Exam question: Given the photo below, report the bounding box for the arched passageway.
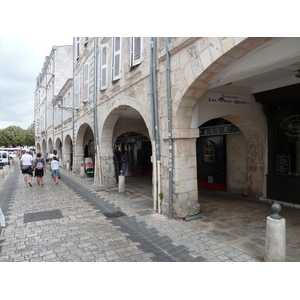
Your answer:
[74,123,94,175]
[100,106,153,206]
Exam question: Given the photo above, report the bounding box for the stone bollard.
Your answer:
[80,165,85,178]
[66,162,70,172]
[264,203,286,262]
[0,168,3,179]
[3,165,8,176]
[118,170,125,194]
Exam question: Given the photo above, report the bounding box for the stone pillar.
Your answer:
[264,203,286,262]
[171,136,200,218]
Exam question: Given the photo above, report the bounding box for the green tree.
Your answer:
[22,123,35,146]
[0,124,35,147]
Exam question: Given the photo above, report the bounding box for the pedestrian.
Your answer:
[48,150,53,168]
[34,153,46,187]
[51,156,60,184]
[121,151,132,176]
[20,149,34,187]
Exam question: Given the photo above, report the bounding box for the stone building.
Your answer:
[35,45,73,162]
[35,37,300,218]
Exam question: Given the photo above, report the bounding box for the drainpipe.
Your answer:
[72,38,75,173]
[166,37,173,219]
[93,37,102,185]
[150,37,161,213]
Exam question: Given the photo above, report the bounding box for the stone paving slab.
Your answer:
[1,162,299,262]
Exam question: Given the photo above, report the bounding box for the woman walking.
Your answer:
[51,156,60,184]
[34,153,46,187]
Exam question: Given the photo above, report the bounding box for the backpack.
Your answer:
[36,159,44,170]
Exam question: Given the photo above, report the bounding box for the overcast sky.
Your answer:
[0,37,73,130]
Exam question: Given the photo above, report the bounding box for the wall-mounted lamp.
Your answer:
[58,104,76,111]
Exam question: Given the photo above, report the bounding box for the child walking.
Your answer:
[50,156,60,184]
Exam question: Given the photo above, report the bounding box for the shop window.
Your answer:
[275,103,300,177]
[204,141,215,162]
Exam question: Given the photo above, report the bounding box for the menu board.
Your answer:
[276,154,290,175]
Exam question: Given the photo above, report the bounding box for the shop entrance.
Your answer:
[197,118,241,191]
[114,132,152,181]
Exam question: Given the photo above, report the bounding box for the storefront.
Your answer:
[255,83,300,204]
[197,118,242,192]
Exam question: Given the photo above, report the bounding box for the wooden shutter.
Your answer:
[83,63,89,102]
[100,44,108,90]
[131,37,142,66]
[112,37,121,80]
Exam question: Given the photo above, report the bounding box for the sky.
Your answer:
[0,2,294,131]
[0,37,73,130]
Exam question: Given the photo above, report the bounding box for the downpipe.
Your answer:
[166,37,173,219]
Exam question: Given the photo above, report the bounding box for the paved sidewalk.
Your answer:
[0,162,299,262]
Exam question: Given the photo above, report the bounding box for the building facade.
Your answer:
[35,37,300,218]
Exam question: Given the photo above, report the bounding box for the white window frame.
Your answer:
[76,37,80,59]
[74,75,80,109]
[100,43,108,90]
[112,37,122,80]
[130,37,143,67]
[83,63,89,102]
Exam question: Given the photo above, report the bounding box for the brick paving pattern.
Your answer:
[0,160,299,262]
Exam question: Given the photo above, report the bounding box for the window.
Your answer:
[74,75,80,109]
[275,104,300,176]
[112,37,121,80]
[204,141,215,162]
[83,63,89,102]
[100,44,108,90]
[131,37,142,67]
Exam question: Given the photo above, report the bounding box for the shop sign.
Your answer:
[207,92,251,106]
[280,115,300,138]
[200,124,241,136]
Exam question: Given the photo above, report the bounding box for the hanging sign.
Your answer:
[207,92,251,106]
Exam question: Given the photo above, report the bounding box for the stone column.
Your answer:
[171,134,200,218]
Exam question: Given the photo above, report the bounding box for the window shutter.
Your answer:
[83,63,89,102]
[74,75,80,108]
[100,44,108,90]
[76,37,80,58]
[131,37,142,66]
[112,37,121,80]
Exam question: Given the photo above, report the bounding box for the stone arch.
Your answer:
[36,142,42,153]
[172,37,274,133]
[99,105,151,185]
[54,137,62,165]
[63,134,73,170]
[41,139,47,155]
[48,138,53,152]
[74,123,94,173]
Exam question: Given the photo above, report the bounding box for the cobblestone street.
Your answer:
[1,160,300,263]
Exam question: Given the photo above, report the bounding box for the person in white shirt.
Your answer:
[20,149,34,187]
[50,156,60,184]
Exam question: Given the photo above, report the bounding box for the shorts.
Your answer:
[52,169,60,177]
[22,165,33,177]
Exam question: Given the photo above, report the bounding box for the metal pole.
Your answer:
[166,37,173,219]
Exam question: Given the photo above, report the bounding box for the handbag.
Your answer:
[21,165,30,170]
